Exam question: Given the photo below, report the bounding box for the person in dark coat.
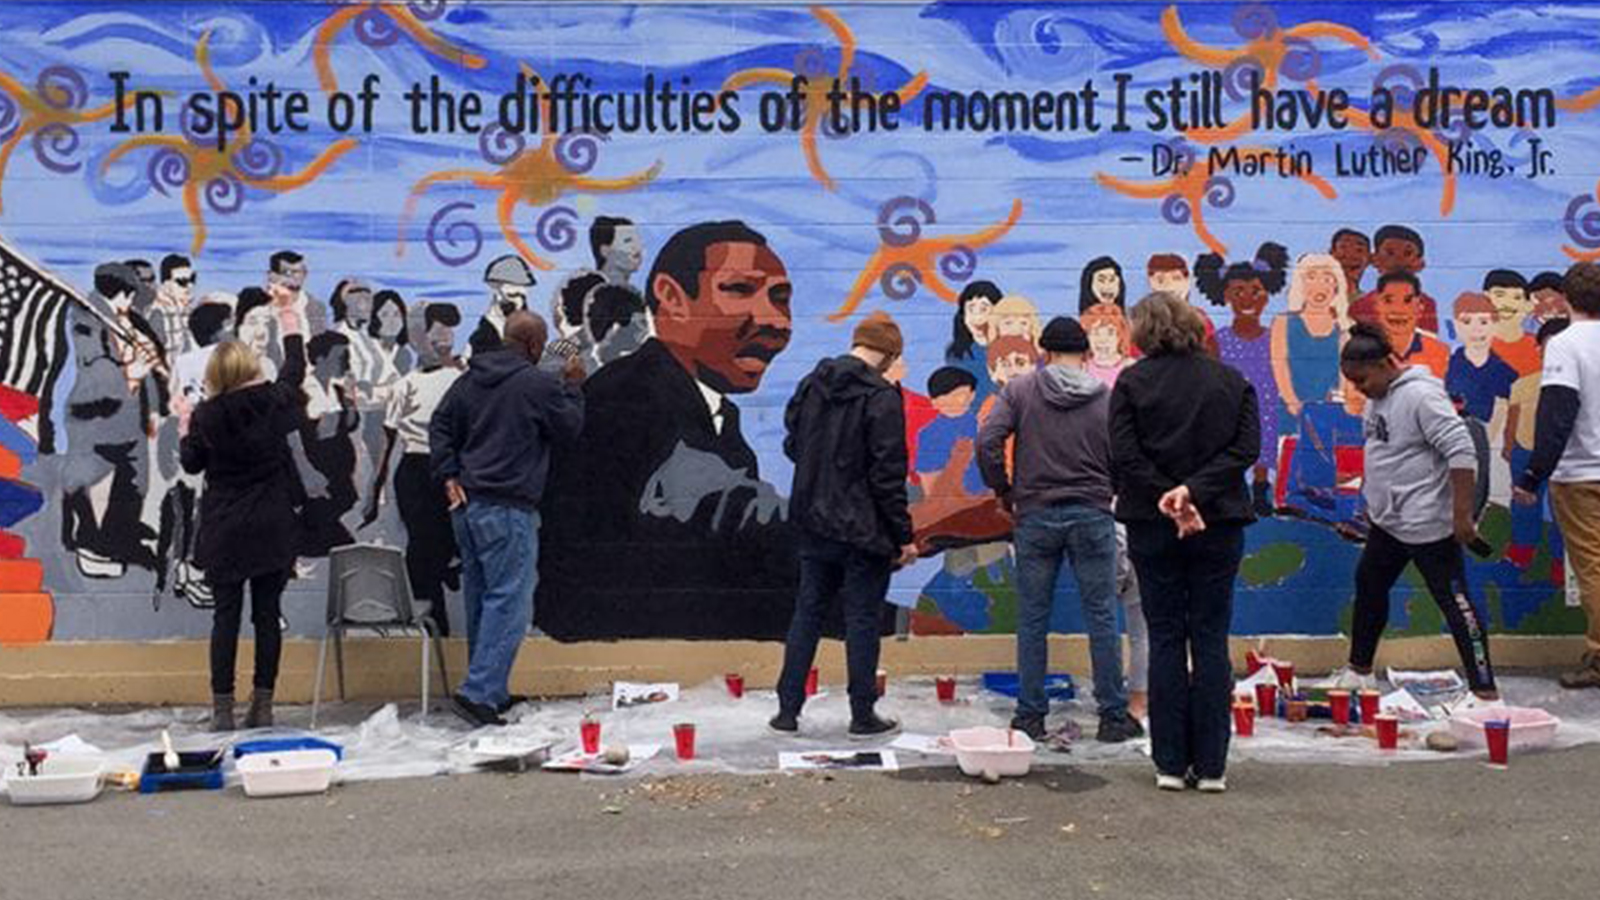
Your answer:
[770,312,915,738]
[178,303,307,732]
[1110,292,1259,794]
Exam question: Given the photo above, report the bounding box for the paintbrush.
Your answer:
[160,729,180,772]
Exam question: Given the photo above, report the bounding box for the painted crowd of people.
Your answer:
[85,213,1600,790]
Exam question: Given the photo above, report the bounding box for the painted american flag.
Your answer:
[0,235,76,453]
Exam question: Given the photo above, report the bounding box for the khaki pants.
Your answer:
[1551,482,1600,653]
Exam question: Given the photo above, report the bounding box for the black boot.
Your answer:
[210,694,235,732]
[243,690,274,729]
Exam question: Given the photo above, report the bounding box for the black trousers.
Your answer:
[776,532,892,721]
[1351,525,1496,692]
[395,453,457,636]
[210,569,290,696]
[1125,519,1245,781]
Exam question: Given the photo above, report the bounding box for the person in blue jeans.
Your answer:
[430,311,584,727]
[1111,293,1259,793]
[771,312,916,739]
[977,316,1142,744]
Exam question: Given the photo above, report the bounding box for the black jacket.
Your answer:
[1110,351,1260,526]
[785,355,912,558]
[180,335,307,584]
[429,348,583,509]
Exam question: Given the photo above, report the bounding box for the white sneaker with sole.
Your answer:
[1196,777,1227,793]
[1316,666,1378,693]
[1155,773,1186,791]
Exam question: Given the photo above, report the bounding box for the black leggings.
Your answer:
[210,570,290,696]
[1351,526,1495,692]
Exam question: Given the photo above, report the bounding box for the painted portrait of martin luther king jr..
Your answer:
[538,220,805,640]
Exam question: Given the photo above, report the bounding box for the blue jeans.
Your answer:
[1510,445,1565,558]
[1013,504,1125,719]
[1125,519,1244,781]
[776,532,892,721]
[451,502,538,710]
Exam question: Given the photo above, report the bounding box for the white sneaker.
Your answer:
[1196,777,1227,793]
[1317,666,1378,692]
[1155,773,1186,792]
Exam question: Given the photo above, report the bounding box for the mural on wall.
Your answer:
[0,1,1593,646]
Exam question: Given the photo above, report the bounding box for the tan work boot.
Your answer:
[242,690,274,728]
[210,694,235,732]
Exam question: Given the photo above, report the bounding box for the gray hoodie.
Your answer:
[1361,366,1476,544]
[977,365,1112,515]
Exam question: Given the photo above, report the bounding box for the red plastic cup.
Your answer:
[1232,703,1256,737]
[1375,713,1399,750]
[1328,690,1351,726]
[875,668,888,697]
[805,667,819,696]
[724,673,744,699]
[1484,719,1510,765]
[1272,661,1296,691]
[935,675,956,702]
[673,723,697,761]
[1358,690,1381,724]
[1245,650,1266,676]
[580,718,601,755]
[1254,681,1278,718]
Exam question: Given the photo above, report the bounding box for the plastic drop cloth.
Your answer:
[4,675,1600,794]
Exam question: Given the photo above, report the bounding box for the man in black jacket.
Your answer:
[430,311,584,726]
[770,312,916,738]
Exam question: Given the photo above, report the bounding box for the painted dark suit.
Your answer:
[537,338,796,639]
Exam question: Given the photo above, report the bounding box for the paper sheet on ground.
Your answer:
[544,742,662,773]
[779,750,899,772]
[612,682,679,710]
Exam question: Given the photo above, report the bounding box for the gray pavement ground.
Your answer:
[4,743,1596,900]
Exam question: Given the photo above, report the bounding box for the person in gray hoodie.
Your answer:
[1329,322,1497,698]
[978,316,1143,743]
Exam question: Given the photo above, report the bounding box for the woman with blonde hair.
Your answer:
[990,295,1042,344]
[180,303,307,731]
[1272,252,1350,420]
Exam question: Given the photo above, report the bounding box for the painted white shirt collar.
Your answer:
[695,379,727,435]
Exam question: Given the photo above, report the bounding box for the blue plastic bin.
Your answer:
[981,671,1076,700]
[140,751,224,793]
[232,737,345,761]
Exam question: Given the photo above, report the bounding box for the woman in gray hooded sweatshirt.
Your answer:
[1328,322,1498,700]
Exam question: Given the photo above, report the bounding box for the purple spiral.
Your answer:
[146,148,190,194]
[1373,64,1424,113]
[478,124,527,166]
[938,245,977,283]
[1223,57,1267,102]
[1160,193,1193,225]
[354,8,402,47]
[32,123,82,173]
[794,48,831,80]
[426,201,484,267]
[1232,4,1279,40]
[36,65,88,111]
[1203,176,1236,209]
[1375,127,1422,156]
[554,131,601,174]
[408,0,448,22]
[1165,138,1197,172]
[1278,37,1321,82]
[535,204,579,252]
[878,262,922,300]
[1564,195,1600,250]
[0,92,20,142]
[233,138,283,180]
[876,195,936,247]
[819,110,851,141]
[204,173,245,214]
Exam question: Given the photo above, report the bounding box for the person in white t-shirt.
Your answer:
[1515,261,1600,689]
[363,302,464,636]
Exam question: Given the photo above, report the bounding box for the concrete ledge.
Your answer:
[0,635,1586,706]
